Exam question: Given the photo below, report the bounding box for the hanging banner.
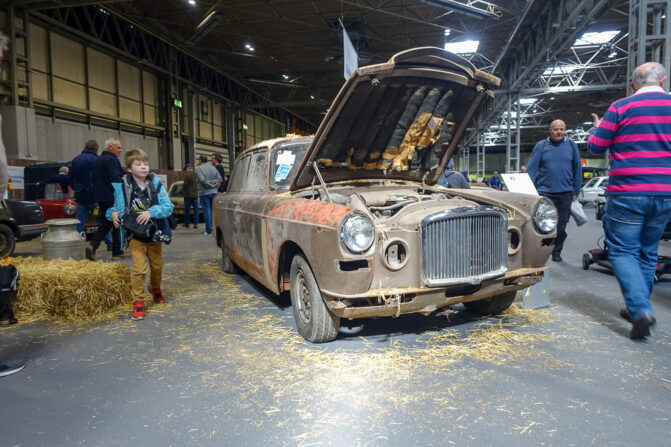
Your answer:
[343,25,358,80]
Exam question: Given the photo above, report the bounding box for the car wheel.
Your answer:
[582,253,591,270]
[220,240,236,274]
[463,290,517,316]
[0,224,16,258]
[290,254,340,343]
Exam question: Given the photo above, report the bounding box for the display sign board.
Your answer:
[501,173,538,195]
[8,166,25,189]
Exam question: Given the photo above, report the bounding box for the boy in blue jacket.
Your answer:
[107,149,174,320]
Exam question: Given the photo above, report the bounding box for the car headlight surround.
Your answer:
[532,198,558,234]
[338,212,375,254]
[64,204,76,216]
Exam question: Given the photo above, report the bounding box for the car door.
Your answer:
[236,149,269,282]
[219,153,251,262]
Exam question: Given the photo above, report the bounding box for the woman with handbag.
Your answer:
[108,149,174,320]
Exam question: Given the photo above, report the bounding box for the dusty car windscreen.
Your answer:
[269,143,310,190]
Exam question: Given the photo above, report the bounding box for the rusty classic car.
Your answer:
[213,47,558,342]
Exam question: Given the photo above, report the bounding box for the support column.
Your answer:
[225,103,237,172]
[476,118,485,180]
[187,88,197,163]
[629,0,671,93]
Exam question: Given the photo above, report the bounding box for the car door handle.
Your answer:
[232,201,239,206]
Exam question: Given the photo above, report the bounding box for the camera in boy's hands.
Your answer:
[121,209,156,241]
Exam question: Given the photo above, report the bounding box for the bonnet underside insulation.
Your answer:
[315,77,478,175]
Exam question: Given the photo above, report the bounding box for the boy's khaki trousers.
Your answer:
[129,238,164,302]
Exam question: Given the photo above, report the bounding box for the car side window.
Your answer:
[170,183,183,197]
[228,154,251,192]
[244,151,268,192]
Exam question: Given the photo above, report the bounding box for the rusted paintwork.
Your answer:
[213,47,557,339]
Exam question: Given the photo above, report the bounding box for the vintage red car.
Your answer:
[36,182,98,237]
[213,47,558,342]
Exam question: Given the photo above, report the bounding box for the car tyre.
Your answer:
[582,253,591,270]
[221,240,236,274]
[0,224,16,258]
[290,254,340,343]
[463,290,517,316]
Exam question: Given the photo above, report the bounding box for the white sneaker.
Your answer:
[201,231,212,236]
[0,360,25,377]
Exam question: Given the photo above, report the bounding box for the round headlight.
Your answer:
[64,204,76,216]
[533,199,558,233]
[339,212,375,254]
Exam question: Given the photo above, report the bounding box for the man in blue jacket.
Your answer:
[69,140,99,233]
[87,138,124,259]
[527,119,582,262]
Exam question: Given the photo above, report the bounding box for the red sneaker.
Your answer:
[132,302,145,320]
[149,287,165,303]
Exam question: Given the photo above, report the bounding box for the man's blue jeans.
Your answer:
[603,195,671,320]
[75,201,93,233]
[184,197,199,226]
[199,193,216,234]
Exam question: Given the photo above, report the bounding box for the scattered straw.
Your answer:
[10,257,133,324]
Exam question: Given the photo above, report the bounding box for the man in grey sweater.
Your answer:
[195,154,222,235]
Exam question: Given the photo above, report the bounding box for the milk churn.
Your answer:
[41,218,86,260]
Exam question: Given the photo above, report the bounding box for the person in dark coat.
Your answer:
[69,140,99,233]
[44,166,70,196]
[211,153,228,192]
[182,164,199,228]
[86,137,124,259]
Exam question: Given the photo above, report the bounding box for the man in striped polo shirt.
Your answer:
[588,62,671,339]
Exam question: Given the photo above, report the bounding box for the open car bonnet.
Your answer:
[290,47,500,190]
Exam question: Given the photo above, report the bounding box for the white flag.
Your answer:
[343,26,358,80]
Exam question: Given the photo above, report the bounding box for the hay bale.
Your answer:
[10,257,133,324]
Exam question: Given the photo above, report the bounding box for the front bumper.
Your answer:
[323,267,546,319]
[17,223,49,241]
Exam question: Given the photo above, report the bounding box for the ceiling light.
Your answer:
[421,0,500,20]
[543,65,578,75]
[188,0,196,5]
[444,28,451,36]
[517,98,537,105]
[184,10,224,44]
[608,50,617,58]
[444,39,479,54]
[573,30,619,47]
[310,95,315,99]
[282,74,290,80]
[245,43,255,52]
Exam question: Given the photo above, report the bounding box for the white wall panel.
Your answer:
[34,115,159,166]
[51,33,85,84]
[29,24,48,72]
[87,48,116,92]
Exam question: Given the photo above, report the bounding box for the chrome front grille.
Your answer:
[421,206,508,286]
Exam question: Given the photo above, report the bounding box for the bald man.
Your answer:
[527,119,582,263]
[588,62,671,339]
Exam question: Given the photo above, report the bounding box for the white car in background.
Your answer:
[579,176,608,206]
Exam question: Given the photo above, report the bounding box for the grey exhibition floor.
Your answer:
[1,209,670,447]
